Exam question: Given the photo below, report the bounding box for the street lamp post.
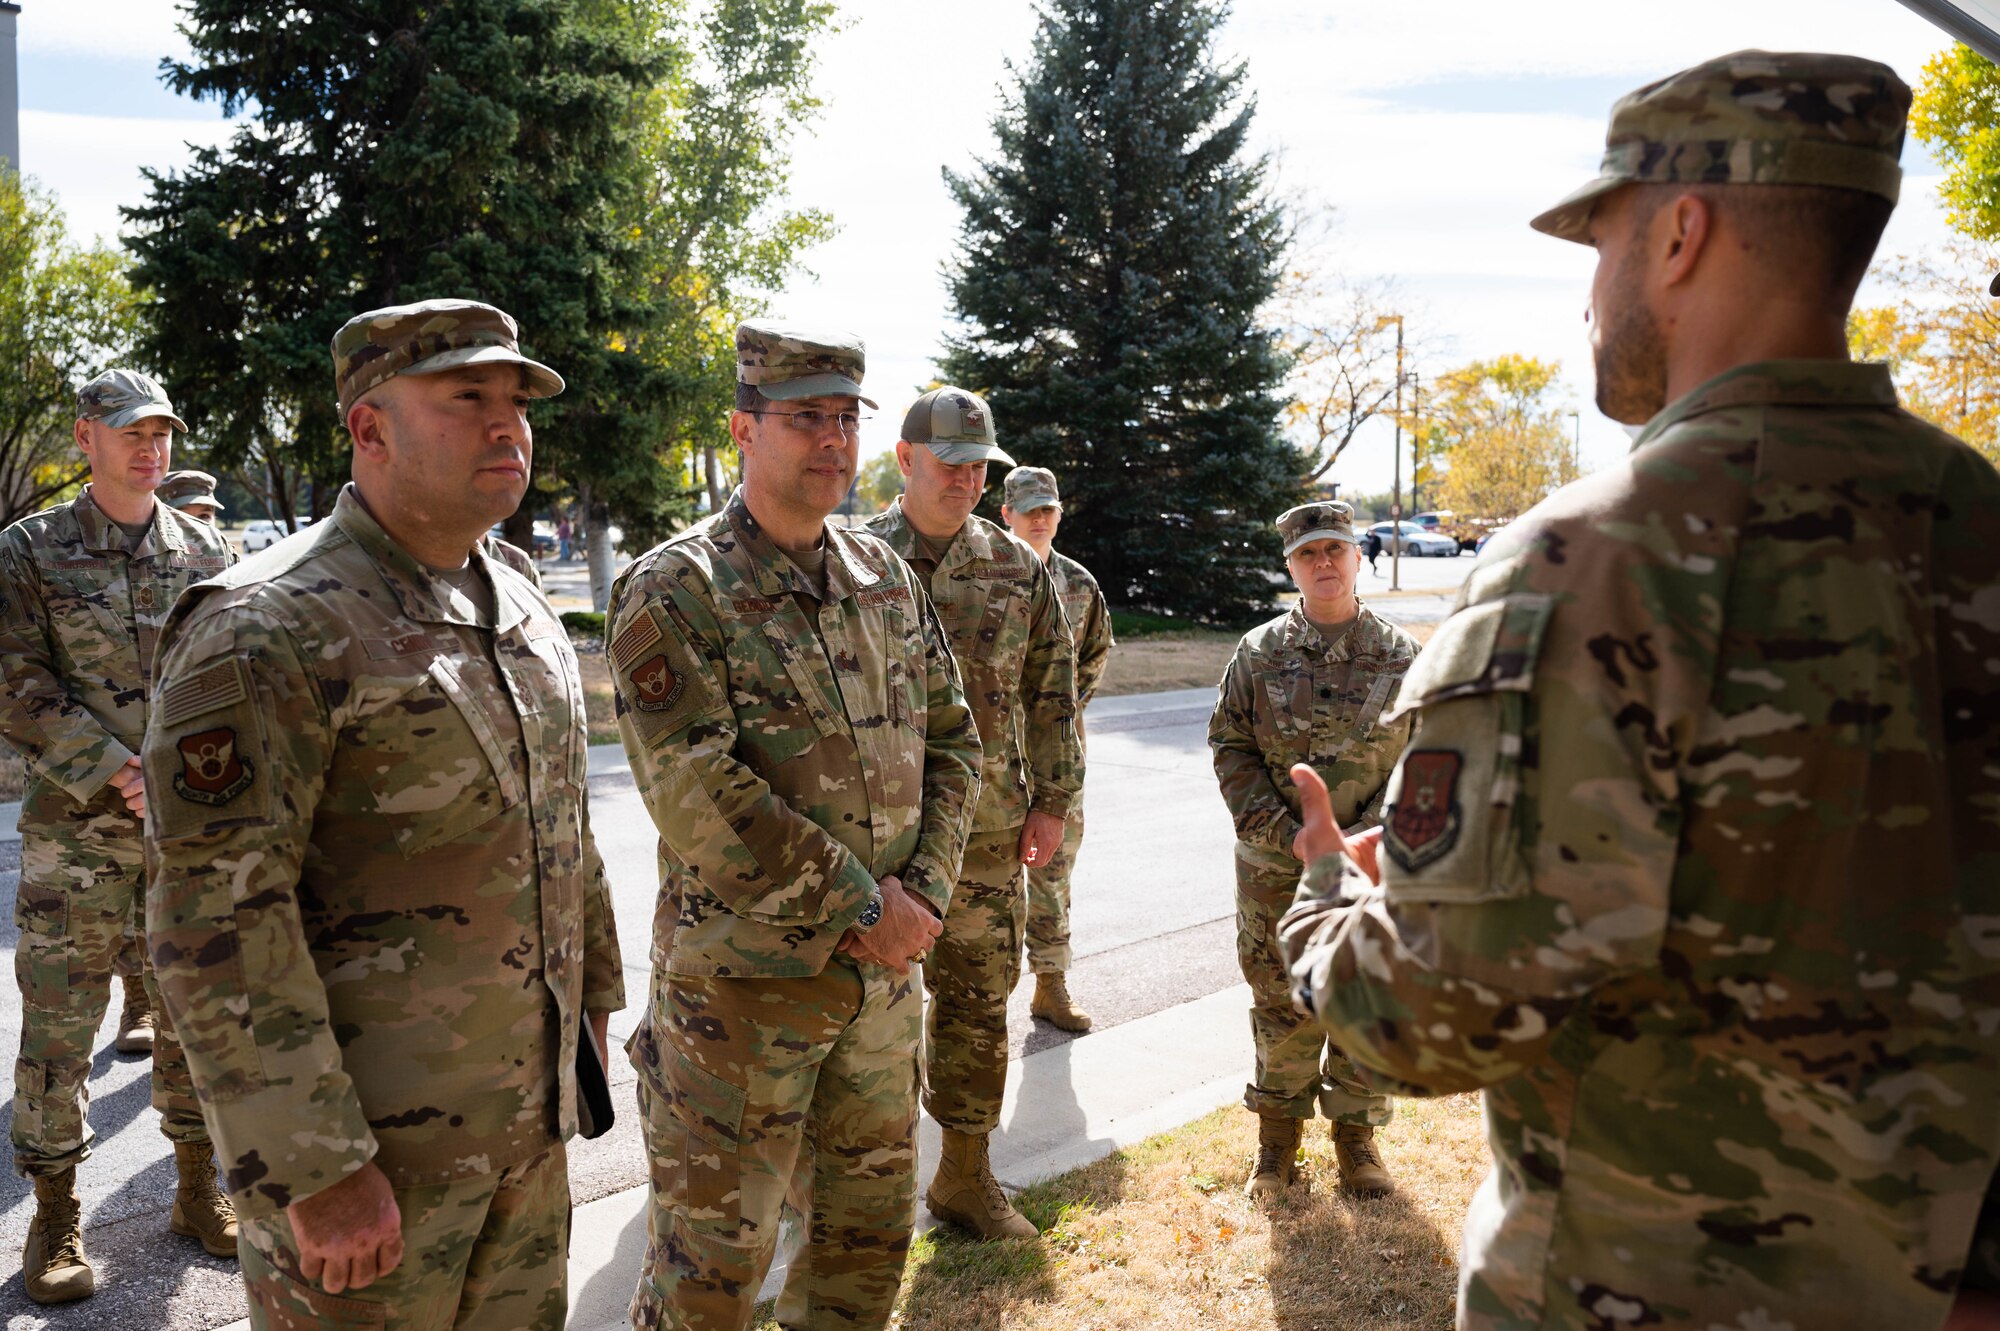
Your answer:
[1410,373,1422,515]
[1376,313,1406,591]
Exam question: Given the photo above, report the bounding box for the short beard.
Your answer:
[1592,245,1669,426]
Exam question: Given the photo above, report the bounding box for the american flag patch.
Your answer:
[160,657,248,726]
[610,611,664,670]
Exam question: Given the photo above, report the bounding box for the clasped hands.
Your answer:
[835,875,941,974]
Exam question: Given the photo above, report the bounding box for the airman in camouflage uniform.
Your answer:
[157,469,225,525]
[143,299,624,1330]
[611,322,981,1329]
[864,389,1083,1241]
[999,465,1113,1032]
[0,368,238,1303]
[1279,54,2000,1331]
[1208,500,1417,1205]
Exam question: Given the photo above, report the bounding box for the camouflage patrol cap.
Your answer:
[1276,501,1358,555]
[76,368,188,432]
[902,387,1015,467]
[332,298,564,418]
[1531,51,1910,244]
[1003,465,1061,513]
[157,469,225,514]
[735,320,878,408]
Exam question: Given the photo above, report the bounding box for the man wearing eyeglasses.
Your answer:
[608,322,981,1329]
[863,388,1082,1242]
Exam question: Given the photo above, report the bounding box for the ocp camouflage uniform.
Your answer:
[1023,549,1112,975]
[861,497,1082,1133]
[143,484,624,1329]
[0,486,233,1176]
[1209,602,1417,1124]
[610,485,981,1329]
[1280,53,2000,1331]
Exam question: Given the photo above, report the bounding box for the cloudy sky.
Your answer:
[12,0,1961,493]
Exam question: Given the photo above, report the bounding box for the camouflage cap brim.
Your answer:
[1529,176,1628,245]
[96,405,190,432]
[759,370,878,410]
[166,493,225,513]
[402,344,566,398]
[927,440,1016,467]
[1284,526,1360,556]
[1006,492,1059,513]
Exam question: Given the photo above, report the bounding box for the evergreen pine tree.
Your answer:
[940,0,1301,624]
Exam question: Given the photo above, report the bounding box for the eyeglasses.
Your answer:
[751,409,871,437]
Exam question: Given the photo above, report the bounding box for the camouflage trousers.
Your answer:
[924,828,1027,1134]
[630,957,922,1331]
[237,1141,569,1330]
[1023,809,1083,974]
[1234,856,1390,1125]
[11,808,207,1177]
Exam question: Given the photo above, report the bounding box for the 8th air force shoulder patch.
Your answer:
[1384,750,1461,871]
[174,727,254,806]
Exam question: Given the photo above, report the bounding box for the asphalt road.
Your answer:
[0,583,1464,1330]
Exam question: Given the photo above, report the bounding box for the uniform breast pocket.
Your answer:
[729,619,840,774]
[41,572,127,669]
[879,604,929,736]
[353,657,523,858]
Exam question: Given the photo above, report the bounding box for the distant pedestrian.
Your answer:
[556,514,573,560]
[1361,527,1381,573]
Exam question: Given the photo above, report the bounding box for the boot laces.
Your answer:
[1340,1129,1383,1170]
[1253,1137,1291,1176]
[38,1192,84,1265]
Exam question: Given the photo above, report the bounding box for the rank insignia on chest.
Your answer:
[174,727,255,806]
[1385,749,1462,872]
[631,654,685,711]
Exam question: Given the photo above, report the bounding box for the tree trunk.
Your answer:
[581,482,615,612]
[501,504,535,555]
[703,442,723,512]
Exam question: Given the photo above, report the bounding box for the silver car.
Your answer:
[1365,521,1459,557]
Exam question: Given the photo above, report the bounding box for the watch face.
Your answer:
[858,896,884,929]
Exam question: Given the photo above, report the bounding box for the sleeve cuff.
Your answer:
[205,1077,378,1218]
[56,741,135,805]
[818,854,884,934]
[1029,791,1079,822]
[900,854,953,917]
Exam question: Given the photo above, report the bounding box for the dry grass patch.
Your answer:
[0,747,20,803]
[574,646,623,748]
[1097,631,1240,697]
[753,1095,1485,1331]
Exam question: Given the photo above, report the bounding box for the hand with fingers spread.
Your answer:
[289,1162,404,1295]
[1290,763,1382,886]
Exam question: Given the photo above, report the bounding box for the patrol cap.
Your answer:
[1531,51,1910,244]
[901,387,1015,467]
[1003,465,1061,513]
[1276,501,1359,555]
[75,368,188,432]
[157,469,225,514]
[735,320,877,408]
[332,298,565,418]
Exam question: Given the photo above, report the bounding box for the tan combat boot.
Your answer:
[170,1141,239,1257]
[1029,972,1092,1032]
[22,1168,94,1304]
[927,1128,1037,1240]
[1244,1113,1301,1207]
[1333,1121,1393,1196]
[114,977,156,1056]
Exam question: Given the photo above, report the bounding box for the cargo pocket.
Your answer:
[12,882,70,1003]
[1379,594,1555,904]
[241,1236,387,1329]
[638,1026,748,1243]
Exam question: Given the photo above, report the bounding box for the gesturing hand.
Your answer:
[288,1161,404,1295]
[1290,763,1383,886]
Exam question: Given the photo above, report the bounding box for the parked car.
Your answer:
[240,517,311,552]
[1365,520,1459,557]
[487,523,559,559]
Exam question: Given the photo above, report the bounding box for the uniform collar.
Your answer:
[1633,359,1899,451]
[333,484,525,632]
[725,487,886,604]
[877,495,1008,570]
[73,486,182,559]
[1282,600,1371,661]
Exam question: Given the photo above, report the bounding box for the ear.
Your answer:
[73,419,92,455]
[346,399,391,463]
[728,409,756,452]
[1657,192,1713,289]
[894,441,915,478]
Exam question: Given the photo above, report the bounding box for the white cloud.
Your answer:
[20,108,233,246]
[14,0,193,62]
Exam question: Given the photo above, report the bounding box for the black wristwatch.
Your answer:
[853,892,884,933]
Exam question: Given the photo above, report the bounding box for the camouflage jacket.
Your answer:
[863,499,1082,833]
[1278,362,2000,1330]
[1209,602,1418,875]
[1048,548,1114,706]
[142,485,624,1216]
[607,489,981,979]
[0,487,234,830]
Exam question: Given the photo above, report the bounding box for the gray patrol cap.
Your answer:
[902,387,1015,466]
[1276,501,1359,555]
[1003,466,1060,513]
[76,368,189,432]
[736,320,878,408]
[158,470,225,514]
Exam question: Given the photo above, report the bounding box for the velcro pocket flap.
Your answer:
[1387,594,1555,721]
